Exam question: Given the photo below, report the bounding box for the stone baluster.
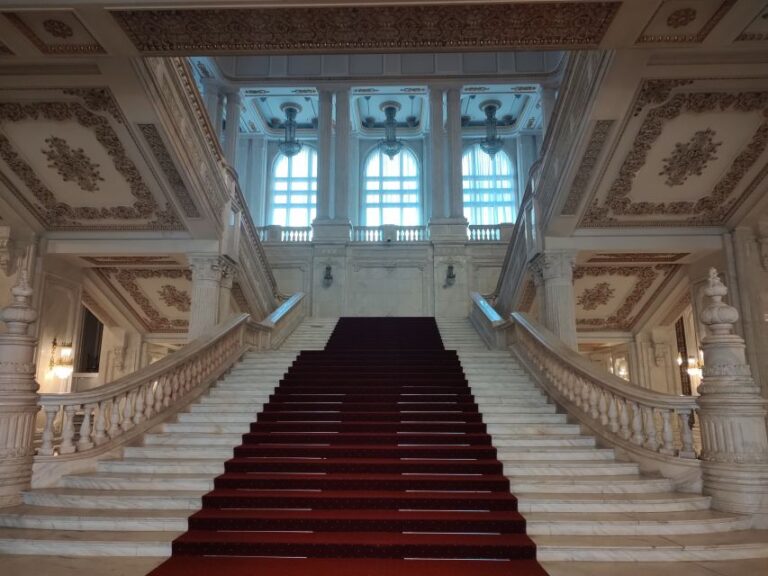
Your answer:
[120,392,133,432]
[154,376,165,413]
[133,387,144,425]
[144,383,155,420]
[59,405,76,454]
[619,400,631,440]
[77,404,94,451]
[0,267,41,506]
[598,391,609,427]
[696,268,768,517]
[38,406,58,456]
[643,406,658,451]
[163,377,172,408]
[660,410,675,455]
[588,385,599,420]
[678,410,696,458]
[629,401,644,446]
[107,398,120,438]
[93,401,107,446]
[608,394,620,434]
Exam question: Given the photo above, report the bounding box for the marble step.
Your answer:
[176,412,256,423]
[482,413,567,424]
[525,510,752,535]
[496,447,615,461]
[473,404,557,414]
[533,530,768,561]
[201,392,272,401]
[189,403,266,413]
[490,434,595,447]
[517,493,711,513]
[62,472,215,491]
[98,458,223,475]
[143,432,243,446]
[474,394,549,403]
[488,423,581,435]
[162,422,249,433]
[501,461,639,477]
[23,488,203,510]
[508,475,673,494]
[0,527,175,556]
[0,505,189,532]
[126,444,236,458]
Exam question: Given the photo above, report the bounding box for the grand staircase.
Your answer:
[437,317,768,562]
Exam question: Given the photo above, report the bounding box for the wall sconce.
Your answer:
[322,265,333,287]
[686,349,704,379]
[444,264,456,288]
[50,337,74,380]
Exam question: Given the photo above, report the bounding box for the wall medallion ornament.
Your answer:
[577,281,615,311]
[42,19,74,39]
[666,8,697,29]
[659,128,722,187]
[158,284,191,312]
[111,2,620,54]
[42,136,104,192]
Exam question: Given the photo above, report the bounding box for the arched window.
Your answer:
[462,144,516,225]
[270,147,317,227]
[362,148,421,226]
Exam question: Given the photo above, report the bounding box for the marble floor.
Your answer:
[2,556,767,576]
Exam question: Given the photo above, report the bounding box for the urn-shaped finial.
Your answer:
[700,268,739,336]
[0,270,38,335]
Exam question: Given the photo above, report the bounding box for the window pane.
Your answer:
[402,207,419,226]
[382,207,400,225]
[270,148,318,226]
[366,208,380,227]
[361,148,421,226]
[461,144,516,226]
[289,208,308,227]
[273,208,286,226]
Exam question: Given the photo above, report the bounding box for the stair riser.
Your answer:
[527,517,751,536]
[518,500,711,513]
[0,539,172,557]
[98,460,224,474]
[509,480,673,494]
[496,450,614,461]
[535,545,768,562]
[22,493,202,510]
[62,476,215,491]
[0,515,188,532]
[502,464,639,476]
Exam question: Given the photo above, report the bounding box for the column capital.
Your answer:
[529,251,576,285]
[188,253,225,283]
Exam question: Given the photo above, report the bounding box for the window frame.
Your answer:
[360,145,422,227]
[461,143,517,226]
[268,145,319,228]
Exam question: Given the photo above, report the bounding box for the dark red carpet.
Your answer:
[148,317,548,576]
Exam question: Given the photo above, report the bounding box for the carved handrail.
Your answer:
[510,311,699,460]
[246,292,307,350]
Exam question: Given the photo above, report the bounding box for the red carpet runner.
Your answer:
[149,317,548,576]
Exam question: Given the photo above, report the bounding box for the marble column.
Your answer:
[539,86,557,136]
[445,87,465,221]
[223,91,241,168]
[188,254,224,340]
[333,88,351,223]
[315,90,333,222]
[428,87,446,221]
[696,268,768,522]
[218,258,237,322]
[0,270,39,507]
[529,251,578,350]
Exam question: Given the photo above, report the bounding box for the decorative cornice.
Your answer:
[111,2,620,54]
[586,252,688,263]
[62,88,124,124]
[582,90,768,228]
[4,13,105,55]
[561,120,614,215]
[0,101,183,231]
[138,124,201,218]
[82,256,180,267]
[637,0,736,44]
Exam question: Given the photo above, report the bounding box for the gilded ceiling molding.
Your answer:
[158,284,191,312]
[637,0,736,44]
[96,268,192,333]
[42,135,104,192]
[576,281,615,311]
[572,264,678,330]
[659,128,722,187]
[4,13,105,55]
[632,79,694,116]
[62,88,125,124]
[582,90,768,228]
[586,252,688,263]
[0,101,182,231]
[138,124,201,218]
[111,2,620,54]
[561,120,614,215]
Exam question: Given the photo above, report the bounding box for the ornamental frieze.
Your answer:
[0,101,183,231]
[42,135,104,192]
[158,284,191,313]
[111,2,620,54]
[576,281,615,311]
[659,128,722,187]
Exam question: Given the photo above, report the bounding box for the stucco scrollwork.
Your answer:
[62,88,125,125]
[561,120,614,215]
[667,8,697,29]
[42,19,74,39]
[42,136,104,192]
[659,128,722,186]
[158,284,191,312]
[576,281,615,311]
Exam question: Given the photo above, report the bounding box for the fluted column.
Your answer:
[0,269,39,507]
[445,87,465,221]
[223,91,241,167]
[696,268,768,518]
[529,251,578,350]
[428,87,446,220]
[315,90,333,222]
[333,88,351,222]
[188,254,223,340]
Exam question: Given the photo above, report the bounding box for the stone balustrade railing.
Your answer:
[468,224,502,242]
[256,225,312,243]
[34,293,305,467]
[352,225,428,242]
[511,312,700,462]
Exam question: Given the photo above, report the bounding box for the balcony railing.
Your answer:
[468,224,501,242]
[257,225,312,243]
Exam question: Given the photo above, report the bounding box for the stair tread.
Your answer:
[0,527,180,541]
[533,530,768,548]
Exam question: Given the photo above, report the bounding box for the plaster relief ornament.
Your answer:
[659,129,722,186]
[577,281,615,311]
[666,8,697,29]
[42,19,74,39]
[158,284,191,312]
[42,136,104,192]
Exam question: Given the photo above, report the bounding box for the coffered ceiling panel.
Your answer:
[573,263,679,331]
[0,88,184,231]
[580,78,768,229]
[4,10,105,54]
[94,267,191,333]
[636,0,736,44]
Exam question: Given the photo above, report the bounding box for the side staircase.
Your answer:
[0,318,338,555]
[436,317,768,561]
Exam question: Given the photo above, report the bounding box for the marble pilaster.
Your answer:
[428,87,446,221]
[445,87,465,221]
[529,251,578,350]
[314,90,333,223]
[188,254,224,340]
[333,88,351,223]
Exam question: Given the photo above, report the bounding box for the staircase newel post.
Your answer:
[696,268,768,523]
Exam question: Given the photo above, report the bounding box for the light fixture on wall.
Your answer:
[278,103,302,158]
[444,264,456,288]
[379,101,403,159]
[50,337,74,380]
[479,100,504,157]
[322,265,333,287]
[686,349,704,379]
